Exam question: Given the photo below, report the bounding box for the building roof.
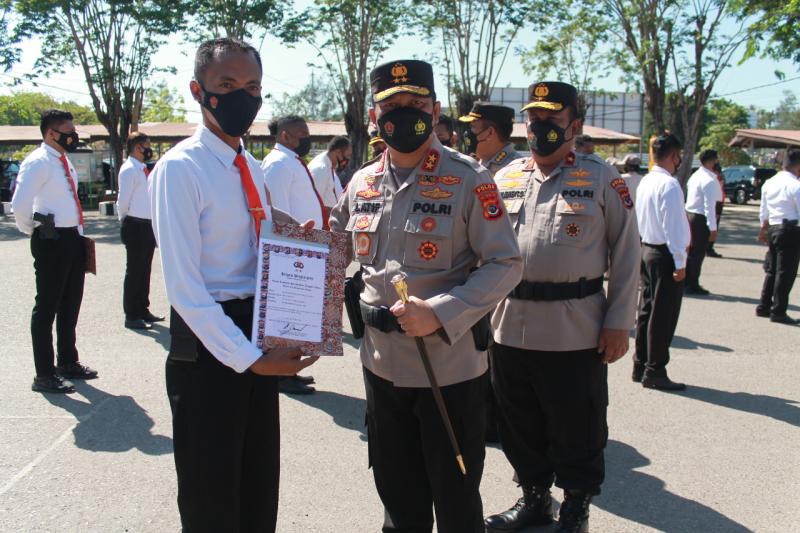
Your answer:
[728,129,800,149]
[0,120,640,146]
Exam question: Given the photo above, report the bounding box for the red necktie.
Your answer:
[59,154,83,227]
[144,165,150,178]
[297,156,329,230]
[233,153,266,240]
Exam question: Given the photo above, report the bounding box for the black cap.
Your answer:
[370,60,435,103]
[458,102,516,125]
[521,81,578,112]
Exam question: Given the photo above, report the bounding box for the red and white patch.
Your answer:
[354,215,371,230]
[418,240,439,260]
[566,223,581,237]
[421,149,440,172]
[384,122,395,136]
[610,178,634,209]
[474,183,504,220]
[420,217,437,232]
[355,233,371,256]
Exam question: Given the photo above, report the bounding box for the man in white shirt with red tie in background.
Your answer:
[11,109,99,394]
[684,149,723,296]
[634,133,692,391]
[149,37,318,533]
[261,114,324,395]
[307,134,350,211]
[117,131,164,330]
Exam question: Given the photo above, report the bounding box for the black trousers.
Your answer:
[121,217,156,319]
[758,225,800,317]
[635,244,684,378]
[364,367,488,533]
[166,303,280,533]
[30,227,85,377]
[686,212,710,289]
[491,344,607,494]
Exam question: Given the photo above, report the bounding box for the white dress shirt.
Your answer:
[117,156,151,220]
[307,151,343,207]
[636,165,692,269]
[685,165,722,230]
[261,143,323,227]
[11,143,81,235]
[149,125,267,373]
[621,171,643,207]
[759,170,800,225]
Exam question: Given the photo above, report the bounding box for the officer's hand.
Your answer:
[598,328,629,364]
[758,228,768,244]
[301,219,315,231]
[391,296,443,337]
[250,347,319,376]
[673,268,686,282]
[710,230,718,242]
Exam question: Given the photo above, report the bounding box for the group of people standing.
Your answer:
[8,34,800,533]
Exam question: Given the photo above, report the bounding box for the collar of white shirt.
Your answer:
[127,156,146,170]
[698,166,716,180]
[42,142,62,159]
[197,125,244,168]
[274,142,299,160]
[650,165,673,177]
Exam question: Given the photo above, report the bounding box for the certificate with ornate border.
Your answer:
[251,221,348,357]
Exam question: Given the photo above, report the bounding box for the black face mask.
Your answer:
[142,147,154,161]
[55,130,80,153]
[528,119,574,157]
[464,128,488,154]
[292,136,312,158]
[377,107,433,154]
[200,85,262,138]
[438,136,452,148]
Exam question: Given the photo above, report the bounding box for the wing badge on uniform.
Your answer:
[356,187,382,200]
[439,175,462,186]
[420,187,453,199]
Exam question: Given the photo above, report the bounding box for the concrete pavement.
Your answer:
[0,203,797,532]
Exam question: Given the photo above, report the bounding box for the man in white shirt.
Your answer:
[307,135,350,208]
[620,154,644,209]
[261,115,325,229]
[149,37,318,532]
[684,149,723,295]
[117,131,163,330]
[11,109,99,394]
[756,149,800,324]
[634,133,691,391]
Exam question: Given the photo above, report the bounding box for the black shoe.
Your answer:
[293,374,315,385]
[642,375,686,391]
[484,485,554,531]
[632,364,644,383]
[125,318,152,330]
[755,307,770,318]
[57,362,98,380]
[556,490,592,533]
[32,374,75,393]
[278,376,316,395]
[706,249,722,258]
[142,311,165,323]
[685,286,710,296]
[770,315,799,325]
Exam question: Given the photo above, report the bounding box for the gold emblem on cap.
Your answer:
[533,84,549,98]
[547,130,558,142]
[415,119,426,134]
[391,63,409,84]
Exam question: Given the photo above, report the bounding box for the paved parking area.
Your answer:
[0,204,797,532]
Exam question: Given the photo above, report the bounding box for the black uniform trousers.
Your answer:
[758,224,800,317]
[166,300,280,533]
[686,212,710,289]
[30,227,85,377]
[491,344,608,495]
[364,367,488,533]
[635,244,684,378]
[121,216,156,319]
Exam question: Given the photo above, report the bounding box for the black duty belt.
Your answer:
[510,276,603,301]
[124,215,152,224]
[359,300,403,333]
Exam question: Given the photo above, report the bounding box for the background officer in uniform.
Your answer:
[484,82,640,533]
[330,59,522,533]
[458,102,522,176]
[434,113,457,148]
[12,109,99,393]
[684,149,722,296]
[117,131,164,330]
[756,148,800,324]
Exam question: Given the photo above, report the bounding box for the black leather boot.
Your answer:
[556,489,592,532]
[484,485,554,531]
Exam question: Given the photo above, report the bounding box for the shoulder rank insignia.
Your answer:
[356,187,382,200]
[421,149,440,173]
[566,178,592,187]
[494,151,508,164]
[420,186,453,199]
[439,175,462,186]
[570,168,591,178]
[609,177,634,209]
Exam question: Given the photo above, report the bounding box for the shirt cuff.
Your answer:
[228,341,263,373]
[426,293,469,346]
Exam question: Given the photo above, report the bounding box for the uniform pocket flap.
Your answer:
[404,214,454,236]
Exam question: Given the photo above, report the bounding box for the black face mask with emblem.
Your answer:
[377,107,433,154]
[528,119,574,157]
[200,84,263,138]
[55,130,80,153]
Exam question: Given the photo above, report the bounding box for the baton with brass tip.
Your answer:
[391,273,467,476]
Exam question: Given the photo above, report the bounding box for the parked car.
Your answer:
[721,165,777,204]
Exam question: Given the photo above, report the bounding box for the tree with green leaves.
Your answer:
[141,81,187,123]
[12,0,184,187]
[0,91,97,125]
[698,98,750,165]
[412,0,529,119]
[182,0,304,44]
[736,0,800,65]
[269,75,343,122]
[0,1,19,70]
[305,0,405,167]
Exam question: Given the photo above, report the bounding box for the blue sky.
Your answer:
[1,12,797,124]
